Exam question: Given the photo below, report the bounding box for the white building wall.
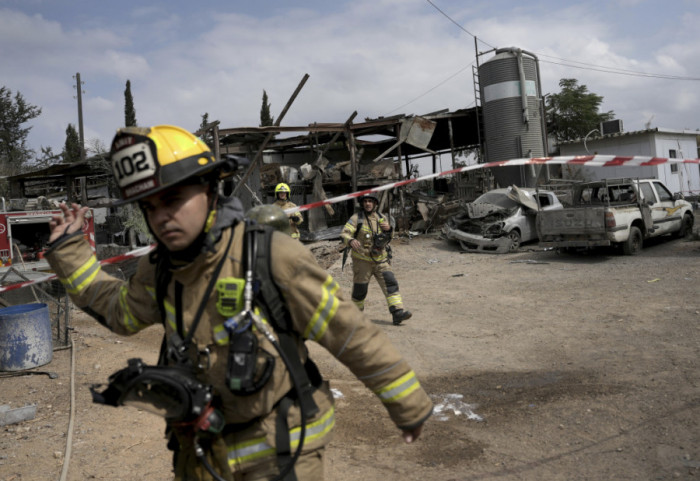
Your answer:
[558,130,700,197]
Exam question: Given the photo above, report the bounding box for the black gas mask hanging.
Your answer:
[90,358,225,434]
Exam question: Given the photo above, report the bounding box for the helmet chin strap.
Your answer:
[203,190,219,234]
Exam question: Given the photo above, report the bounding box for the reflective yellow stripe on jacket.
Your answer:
[59,255,100,294]
[375,370,421,404]
[303,275,340,342]
[227,406,335,466]
[118,286,149,333]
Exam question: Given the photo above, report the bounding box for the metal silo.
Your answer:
[478,47,547,187]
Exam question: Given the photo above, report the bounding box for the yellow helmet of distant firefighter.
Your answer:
[274,183,291,200]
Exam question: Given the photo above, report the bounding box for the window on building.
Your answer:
[669,149,678,173]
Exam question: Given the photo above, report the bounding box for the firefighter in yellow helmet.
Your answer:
[44,125,432,480]
[341,192,412,326]
[273,182,304,240]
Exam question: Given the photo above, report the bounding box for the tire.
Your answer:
[507,230,521,252]
[622,226,643,255]
[673,213,694,239]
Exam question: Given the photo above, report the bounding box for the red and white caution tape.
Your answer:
[0,245,155,294]
[285,155,700,214]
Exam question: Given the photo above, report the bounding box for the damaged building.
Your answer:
[205,107,494,240]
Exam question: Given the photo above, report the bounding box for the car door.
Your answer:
[640,182,680,235]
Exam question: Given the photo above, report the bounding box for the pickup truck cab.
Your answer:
[536,178,694,255]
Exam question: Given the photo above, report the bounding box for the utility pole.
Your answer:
[73,73,87,205]
[73,73,86,162]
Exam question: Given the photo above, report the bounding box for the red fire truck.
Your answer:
[0,209,95,272]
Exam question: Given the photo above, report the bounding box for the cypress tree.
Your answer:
[124,80,137,127]
[260,90,274,127]
[63,123,82,163]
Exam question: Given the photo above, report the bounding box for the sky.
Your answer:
[2,0,700,160]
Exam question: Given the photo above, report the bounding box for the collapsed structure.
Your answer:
[203,107,495,240]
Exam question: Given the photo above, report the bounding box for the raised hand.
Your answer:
[49,202,89,243]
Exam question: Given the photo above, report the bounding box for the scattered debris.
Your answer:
[431,393,483,422]
[0,404,37,427]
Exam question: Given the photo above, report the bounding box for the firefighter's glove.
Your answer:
[47,203,90,251]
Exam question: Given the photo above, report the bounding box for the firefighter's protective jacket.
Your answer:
[273,199,303,239]
[341,211,390,263]
[45,200,432,474]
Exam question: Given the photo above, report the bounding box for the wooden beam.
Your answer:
[232,73,310,196]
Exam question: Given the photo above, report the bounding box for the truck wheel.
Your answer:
[673,213,693,239]
[507,230,521,252]
[623,226,643,255]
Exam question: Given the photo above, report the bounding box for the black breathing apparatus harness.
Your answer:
[90,221,320,481]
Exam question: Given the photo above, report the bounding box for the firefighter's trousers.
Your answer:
[350,257,404,313]
[174,439,324,480]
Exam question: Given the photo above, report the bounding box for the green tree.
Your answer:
[124,80,137,127]
[34,146,62,169]
[63,123,82,163]
[260,90,274,127]
[198,112,215,148]
[546,78,614,143]
[0,87,42,176]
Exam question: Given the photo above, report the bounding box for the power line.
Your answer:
[425,0,495,50]
[385,63,474,115]
[539,55,700,81]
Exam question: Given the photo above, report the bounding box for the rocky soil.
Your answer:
[1,227,699,481]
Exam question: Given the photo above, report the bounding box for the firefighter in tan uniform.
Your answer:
[273,183,303,240]
[341,193,412,326]
[45,125,432,481]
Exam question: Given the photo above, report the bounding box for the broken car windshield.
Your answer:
[474,192,518,209]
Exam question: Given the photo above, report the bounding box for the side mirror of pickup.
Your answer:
[673,192,684,201]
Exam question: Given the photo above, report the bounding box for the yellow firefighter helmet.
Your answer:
[109,125,220,205]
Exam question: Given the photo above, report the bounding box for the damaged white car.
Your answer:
[443,186,562,253]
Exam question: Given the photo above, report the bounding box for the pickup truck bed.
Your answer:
[536,178,694,254]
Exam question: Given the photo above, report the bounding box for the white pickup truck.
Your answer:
[536,178,695,255]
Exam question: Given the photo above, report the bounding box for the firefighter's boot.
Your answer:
[391,309,412,326]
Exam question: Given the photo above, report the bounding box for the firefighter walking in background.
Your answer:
[45,125,431,481]
[273,183,304,240]
[341,193,412,326]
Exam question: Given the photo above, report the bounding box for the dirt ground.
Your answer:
[1,226,699,481]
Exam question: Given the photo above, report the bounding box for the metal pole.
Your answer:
[74,73,86,162]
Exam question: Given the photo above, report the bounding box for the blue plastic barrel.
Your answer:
[0,303,53,371]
